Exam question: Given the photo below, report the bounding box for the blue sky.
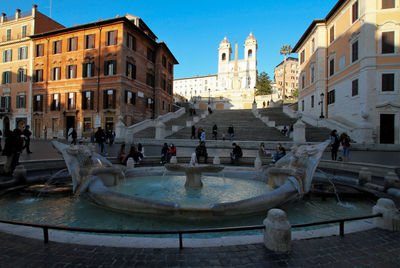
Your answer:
[4,0,337,79]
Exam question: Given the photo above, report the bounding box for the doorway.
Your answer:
[34,119,41,138]
[3,116,10,134]
[380,114,395,144]
[66,116,75,138]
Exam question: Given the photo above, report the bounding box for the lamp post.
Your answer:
[208,88,211,104]
[319,92,325,119]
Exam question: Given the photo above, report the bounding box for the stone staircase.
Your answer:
[166,109,291,141]
[258,107,331,142]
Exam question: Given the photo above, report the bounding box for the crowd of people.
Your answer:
[329,130,351,161]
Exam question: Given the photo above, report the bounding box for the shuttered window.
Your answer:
[382,31,394,54]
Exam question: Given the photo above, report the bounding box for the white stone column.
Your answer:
[293,119,306,144]
[263,209,291,252]
[155,121,166,140]
[372,198,400,231]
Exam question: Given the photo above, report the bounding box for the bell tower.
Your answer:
[218,36,232,74]
[244,32,258,88]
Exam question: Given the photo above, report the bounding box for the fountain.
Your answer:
[164,153,224,188]
[50,140,330,217]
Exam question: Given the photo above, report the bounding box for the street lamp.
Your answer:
[253,87,257,104]
[208,88,211,104]
[319,92,325,119]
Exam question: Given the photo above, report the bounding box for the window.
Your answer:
[329,58,335,76]
[1,96,11,110]
[352,79,359,96]
[21,25,27,38]
[82,91,94,110]
[83,117,92,132]
[85,34,95,49]
[53,40,62,54]
[147,47,155,62]
[104,60,116,75]
[126,62,136,79]
[167,83,172,95]
[301,73,305,89]
[162,55,167,67]
[18,46,28,60]
[50,94,60,111]
[67,92,75,110]
[107,30,118,46]
[6,29,11,41]
[82,62,95,78]
[382,0,395,9]
[17,68,27,83]
[162,100,165,110]
[103,89,116,109]
[16,95,26,108]
[382,73,395,91]
[126,33,136,50]
[125,91,136,105]
[222,53,226,61]
[33,95,43,112]
[1,71,11,84]
[51,67,61,80]
[66,65,77,79]
[161,79,166,91]
[311,95,314,108]
[34,69,43,82]
[311,65,315,83]
[352,40,359,62]
[36,44,44,57]
[68,37,77,51]
[301,100,304,111]
[3,49,12,62]
[168,63,173,74]
[330,26,335,43]
[146,73,155,87]
[338,55,346,71]
[327,90,335,104]
[248,49,253,57]
[382,32,395,54]
[300,50,305,64]
[352,1,359,23]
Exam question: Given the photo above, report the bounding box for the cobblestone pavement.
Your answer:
[0,228,399,267]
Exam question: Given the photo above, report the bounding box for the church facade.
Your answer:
[174,33,258,109]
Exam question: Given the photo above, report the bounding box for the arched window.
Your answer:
[248,49,253,57]
[222,53,226,61]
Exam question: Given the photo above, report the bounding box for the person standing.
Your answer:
[195,141,208,163]
[95,127,107,155]
[22,125,32,154]
[69,128,77,145]
[161,143,169,164]
[191,125,196,139]
[230,143,243,165]
[200,129,206,142]
[197,127,202,141]
[212,124,218,140]
[228,125,234,141]
[340,133,351,162]
[329,130,340,160]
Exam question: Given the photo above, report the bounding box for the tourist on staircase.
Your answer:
[167,144,177,162]
[230,143,242,165]
[340,133,351,162]
[329,130,340,160]
[161,143,169,164]
[196,141,208,164]
[228,125,234,141]
[212,124,218,140]
[272,143,286,163]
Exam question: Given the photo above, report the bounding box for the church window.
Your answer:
[248,49,253,57]
[222,53,226,61]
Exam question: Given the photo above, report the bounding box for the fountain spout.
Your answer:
[189,152,197,167]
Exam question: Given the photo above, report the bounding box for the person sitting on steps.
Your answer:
[230,143,242,165]
[195,141,208,164]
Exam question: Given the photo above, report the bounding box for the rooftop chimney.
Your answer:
[1,13,6,24]
[32,4,38,18]
[16,9,21,20]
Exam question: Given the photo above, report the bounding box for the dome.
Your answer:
[246,32,256,42]
[220,36,231,46]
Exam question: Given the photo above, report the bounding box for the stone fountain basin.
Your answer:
[82,167,301,218]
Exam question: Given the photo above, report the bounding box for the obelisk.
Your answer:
[231,42,241,90]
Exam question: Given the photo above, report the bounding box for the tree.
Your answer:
[280,44,292,101]
[255,72,273,95]
[292,88,298,98]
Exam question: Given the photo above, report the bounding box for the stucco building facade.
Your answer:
[293,0,400,144]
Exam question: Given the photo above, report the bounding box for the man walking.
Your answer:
[23,125,32,154]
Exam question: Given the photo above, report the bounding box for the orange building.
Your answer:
[31,15,178,139]
[0,5,63,133]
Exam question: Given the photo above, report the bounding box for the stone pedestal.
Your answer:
[193,116,200,123]
[293,119,306,144]
[254,156,262,170]
[358,167,372,185]
[170,156,178,164]
[155,121,166,139]
[384,172,400,190]
[115,116,126,141]
[263,209,291,252]
[372,198,400,231]
[126,158,135,169]
[213,156,220,165]
[186,121,193,127]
